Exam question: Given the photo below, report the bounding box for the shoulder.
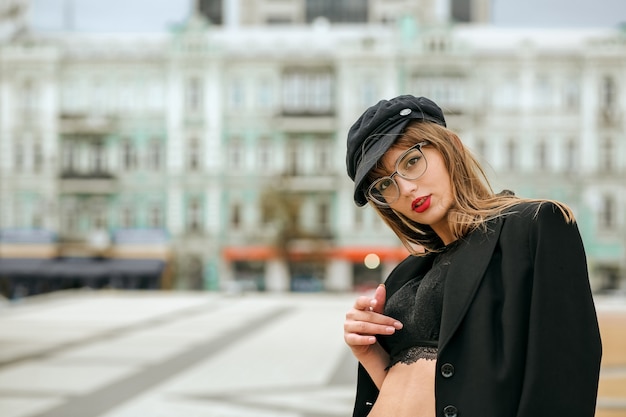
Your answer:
[501,200,573,225]
[498,200,578,252]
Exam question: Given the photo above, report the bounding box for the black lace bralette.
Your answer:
[379,242,459,369]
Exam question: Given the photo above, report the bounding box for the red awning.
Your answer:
[222,245,410,262]
[222,246,277,261]
[331,247,410,262]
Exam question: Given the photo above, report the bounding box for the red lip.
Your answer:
[412,195,431,213]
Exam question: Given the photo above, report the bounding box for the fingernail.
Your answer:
[385,327,395,333]
[393,321,403,329]
[378,283,385,288]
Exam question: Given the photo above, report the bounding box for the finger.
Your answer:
[344,333,377,346]
[345,320,399,336]
[346,308,403,328]
[353,295,373,310]
[370,284,386,314]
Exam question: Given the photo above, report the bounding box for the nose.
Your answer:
[395,176,417,197]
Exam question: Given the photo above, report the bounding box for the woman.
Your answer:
[343,95,602,417]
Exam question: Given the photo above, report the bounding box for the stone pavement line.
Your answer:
[0,296,221,368]
[172,349,358,417]
[29,305,294,417]
[179,384,355,417]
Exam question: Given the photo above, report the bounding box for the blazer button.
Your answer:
[443,405,458,417]
[441,363,455,378]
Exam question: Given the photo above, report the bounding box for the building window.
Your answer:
[19,79,38,113]
[14,142,24,172]
[257,138,271,171]
[412,75,465,112]
[534,75,554,109]
[599,137,614,173]
[600,75,616,109]
[536,140,548,171]
[315,139,332,172]
[62,201,79,233]
[199,0,222,25]
[256,81,273,109]
[186,76,203,113]
[229,78,245,109]
[563,78,580,110]
[91,142,106,173]
[360,78,379,109]
[92,78,107,111]
[229,139,243,170]
[149,206,163,228]
[261,199,273,226]
[451,0,472,22]
[122,140,137,171]
[431,37,451,54]
[148,140,162,171]
[506,140,517,171]
[564,138,577,173]
[492,74,520,110]
[33,142,43,173]
[282,69,334,115]
[121,77,139,111]
[91,204,107,230]
[305,0,367,23]
[231,202,242,228]
[317,201,330,229]
[187,138,201,172]
[187,198,202,232]
[286,141,299,175]
[121,206,134,228]
[62,141,76,172]
[599,194,616,230]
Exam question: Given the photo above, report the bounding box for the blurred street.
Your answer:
[0,290,624,417]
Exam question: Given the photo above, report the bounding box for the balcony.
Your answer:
[59,113,118,135]
[59,171,117,194]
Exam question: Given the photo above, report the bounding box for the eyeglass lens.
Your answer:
[368,147,427,205]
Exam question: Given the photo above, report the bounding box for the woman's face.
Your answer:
[379,144,456,244]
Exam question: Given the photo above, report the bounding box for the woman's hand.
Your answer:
[344,284,403,388]
[344,284,403,358]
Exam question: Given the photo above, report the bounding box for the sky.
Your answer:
[28,0,626,33]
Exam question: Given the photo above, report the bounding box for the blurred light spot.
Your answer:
[364,253,380,269]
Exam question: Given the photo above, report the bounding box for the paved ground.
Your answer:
[0,290,623,417]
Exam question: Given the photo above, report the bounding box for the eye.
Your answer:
[402,154,422,170]
[376,178,394,192]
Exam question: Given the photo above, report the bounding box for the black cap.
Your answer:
[346,95,446,206]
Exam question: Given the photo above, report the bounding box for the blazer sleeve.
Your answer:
[516,202,602,417]
[352,364,378,417]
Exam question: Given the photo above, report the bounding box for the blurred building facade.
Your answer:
[0,0,624,294]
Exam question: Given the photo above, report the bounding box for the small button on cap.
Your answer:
[399,108,412,116]
[443,405,458,417]
[441,363,455,378]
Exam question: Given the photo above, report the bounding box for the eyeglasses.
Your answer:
[367,141,428,206]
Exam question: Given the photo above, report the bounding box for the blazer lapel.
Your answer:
[438,216,504,352]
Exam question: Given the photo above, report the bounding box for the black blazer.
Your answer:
[352,202,602,417]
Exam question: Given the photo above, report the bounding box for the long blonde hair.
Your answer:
[366,121,574,255]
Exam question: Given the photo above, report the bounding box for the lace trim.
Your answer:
[388,346,438,369]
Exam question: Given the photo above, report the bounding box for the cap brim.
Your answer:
[352,121,408,206]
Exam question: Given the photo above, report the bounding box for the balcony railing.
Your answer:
[58,171,117,194]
